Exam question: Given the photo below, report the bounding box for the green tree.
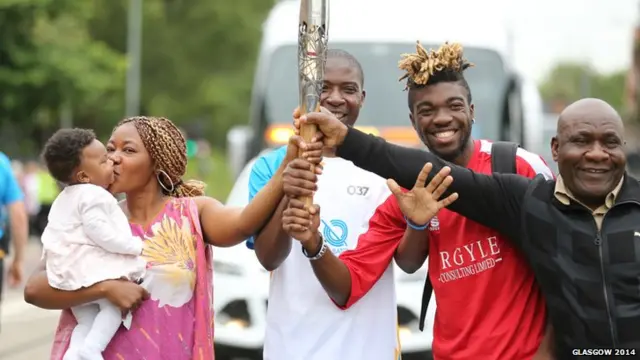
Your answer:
[539,62,626,111]
[87,0,272,147]
[0,0,125,155]
[0,0,272,156]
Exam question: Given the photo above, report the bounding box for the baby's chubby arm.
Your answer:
[80,190,142,256]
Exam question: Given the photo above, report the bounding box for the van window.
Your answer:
[262,43,508,138]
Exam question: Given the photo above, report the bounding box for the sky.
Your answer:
[493,0,639,82]
[282,0,639,83]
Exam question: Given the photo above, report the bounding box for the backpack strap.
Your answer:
[418,141,520,332]
[418,270,434,331]
[490,141,519,174]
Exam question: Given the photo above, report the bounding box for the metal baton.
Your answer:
[298,0,329,208]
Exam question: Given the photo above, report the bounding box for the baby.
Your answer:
[40,128,146,360]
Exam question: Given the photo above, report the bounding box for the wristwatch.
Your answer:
[302,233,327,261]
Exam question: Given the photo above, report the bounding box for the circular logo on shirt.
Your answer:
[321,219,348,248]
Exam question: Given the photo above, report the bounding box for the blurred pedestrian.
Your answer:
[23,161,42,234]
[34,167,59,236]
[0,151,29,332]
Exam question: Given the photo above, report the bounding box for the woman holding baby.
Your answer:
[23,116,322,360]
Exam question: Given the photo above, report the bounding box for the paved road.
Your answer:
[0,240,57,360]
[0,241,250,360]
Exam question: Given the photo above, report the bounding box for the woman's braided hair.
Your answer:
[117,116,206,198]
[398,41,474,90]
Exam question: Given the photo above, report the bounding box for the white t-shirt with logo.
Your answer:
[248,152,399,360]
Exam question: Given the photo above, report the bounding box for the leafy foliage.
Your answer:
[539,62,626,112]
[0,0,272,156]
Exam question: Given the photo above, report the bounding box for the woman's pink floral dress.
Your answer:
[50,198,214,360]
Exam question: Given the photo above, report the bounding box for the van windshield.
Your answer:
[263,43,509,139]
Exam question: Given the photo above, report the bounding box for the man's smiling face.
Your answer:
[320,56,365,126]
[409,81,474,161]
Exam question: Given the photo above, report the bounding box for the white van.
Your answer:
[227,0,546,178]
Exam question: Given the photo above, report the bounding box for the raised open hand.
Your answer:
[386,163,459,227]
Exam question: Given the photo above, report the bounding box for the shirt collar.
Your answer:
[554,175,624,211]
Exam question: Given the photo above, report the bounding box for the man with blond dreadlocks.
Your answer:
[282,42,556,359]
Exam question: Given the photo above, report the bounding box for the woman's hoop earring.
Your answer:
[156,170,175,193]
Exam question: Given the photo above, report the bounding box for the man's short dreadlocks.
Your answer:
[398,41,474,109]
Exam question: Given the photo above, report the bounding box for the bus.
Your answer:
[227,0,546,178]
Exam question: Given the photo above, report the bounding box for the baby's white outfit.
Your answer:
[41,184,146,360]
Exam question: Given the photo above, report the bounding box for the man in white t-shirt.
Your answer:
[247,50,399,360]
